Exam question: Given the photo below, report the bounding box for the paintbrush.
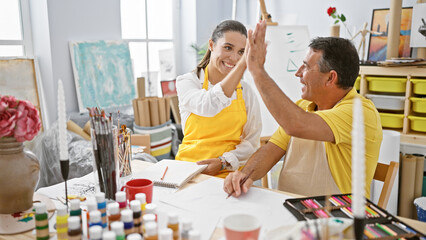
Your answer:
[226,169,254,199]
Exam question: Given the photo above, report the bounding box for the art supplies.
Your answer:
[133,160,207,188]
[68,216,82,240]
[130,200,143,234]
[117,124,132,180]
[110,221,125,240]
[283,193,425,239]
[95,192,107,229]
[56,205,68,240]
[167,212,179,240]
[34,202,49,240]
[88,107,118,200]
[121,209,135,236]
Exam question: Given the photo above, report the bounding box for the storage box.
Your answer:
[379,112,404,128]
[366,94,405,111]
[408,115,426,132]
[355,76,360,91]
[366,76,406,93]
[410,97,426,113]
[411,78,426,95]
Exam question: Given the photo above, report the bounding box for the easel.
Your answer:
[259,0,278,25]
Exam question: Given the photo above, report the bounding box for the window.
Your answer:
[0,0,33,57]
[121,0,176,96]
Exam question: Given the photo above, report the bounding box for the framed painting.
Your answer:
[0,58,46,129]
[69,40,136,112]
[367,7,413,62]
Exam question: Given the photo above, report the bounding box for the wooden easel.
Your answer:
[259,0,278,25]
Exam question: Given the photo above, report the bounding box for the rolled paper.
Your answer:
[352,97,365,218]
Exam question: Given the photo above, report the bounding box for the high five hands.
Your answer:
[245,20,268,76]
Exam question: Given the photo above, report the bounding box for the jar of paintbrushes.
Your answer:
[88,108,118,200]
[117,124,132,188]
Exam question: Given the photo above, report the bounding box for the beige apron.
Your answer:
[278,137,341,196]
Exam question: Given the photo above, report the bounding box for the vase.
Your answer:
[0,137,40,214]
[330,24,340,37]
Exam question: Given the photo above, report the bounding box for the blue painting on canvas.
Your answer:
[70,40,135,112]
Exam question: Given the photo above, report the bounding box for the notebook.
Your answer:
[133,160,208,188]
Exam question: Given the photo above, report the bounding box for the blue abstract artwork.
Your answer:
[70,40,135,112]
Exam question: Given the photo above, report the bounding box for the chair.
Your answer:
[373,161,399,209]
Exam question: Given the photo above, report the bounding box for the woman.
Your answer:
[175,20,262,178]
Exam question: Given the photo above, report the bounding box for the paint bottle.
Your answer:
[127,233,143,240]
[89,225,102,240]
[135,193,147,214]
[107,202,121,230]
[167,212,179,240]
[145,203,157,220]
[188,230,201,240]
[130,200,142,234]
[102,231,117,240]
[111,221,126,240]
[180,218,192,240]
[86,199,98,237]
[68,216,82,240]
[144,221,158,240]
[56,204,69,240]
[121,209,135,236]
[116,191,127,211]
[158,228,173,240]
[95,192,107,229]
[34,202,49,240]
[69,198,82,232]
[142,214,156,235]
[89,210,103,227]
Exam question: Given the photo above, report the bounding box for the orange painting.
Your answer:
[367,8,412,62]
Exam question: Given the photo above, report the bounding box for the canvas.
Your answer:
[410,3,426,48]
[69,40,136,112]
[367,8,413,62]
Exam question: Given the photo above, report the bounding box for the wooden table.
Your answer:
[1,160,425,239]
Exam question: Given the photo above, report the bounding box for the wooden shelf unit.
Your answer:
[359,66,426,145]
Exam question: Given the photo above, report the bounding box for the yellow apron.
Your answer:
[278,137,341,196]
[175,67,247,178]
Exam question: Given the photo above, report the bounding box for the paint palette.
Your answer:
[284,194,425,239]
[0,193,55,234]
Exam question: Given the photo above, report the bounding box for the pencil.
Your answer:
[161,166,168,180]
[226,169,254,199]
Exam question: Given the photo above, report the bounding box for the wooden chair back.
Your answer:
[373,161,399,209]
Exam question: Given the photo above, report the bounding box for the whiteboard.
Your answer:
[243,25,310,137]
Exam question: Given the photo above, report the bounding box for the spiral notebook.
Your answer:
[133,160,207,188]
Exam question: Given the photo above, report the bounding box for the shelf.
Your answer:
[360,66,426,146]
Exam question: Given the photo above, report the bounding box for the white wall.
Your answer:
[28,0,421,127]
[29,0,122,126]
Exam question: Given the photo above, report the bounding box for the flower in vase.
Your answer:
[0,95,41,142]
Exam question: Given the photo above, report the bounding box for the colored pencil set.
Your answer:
[363,222,419,239]
[284,194,425,239]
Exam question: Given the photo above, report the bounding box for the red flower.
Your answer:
[0,95,41,142]
[327,6,346,24]
[327,7,336,16]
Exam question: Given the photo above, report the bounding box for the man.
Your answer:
[224,21,382,198]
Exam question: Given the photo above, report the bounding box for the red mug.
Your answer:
[120,178,153,203]
[224,213,261,240]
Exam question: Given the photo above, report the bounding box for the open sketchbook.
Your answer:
[133,160,207,188]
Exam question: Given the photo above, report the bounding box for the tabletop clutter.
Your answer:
[35,191,201,240]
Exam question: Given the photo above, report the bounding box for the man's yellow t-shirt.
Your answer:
[269,88,382,198]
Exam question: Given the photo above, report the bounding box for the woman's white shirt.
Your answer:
[176,70,262,169]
